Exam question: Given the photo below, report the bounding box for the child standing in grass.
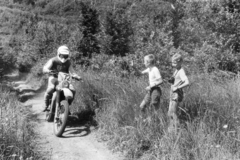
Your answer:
[131,54,163,118]
[168,53,189,132]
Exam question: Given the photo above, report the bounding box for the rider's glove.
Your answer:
[73,74,81,81]
[44,69,52,74]
[76,76,82,81]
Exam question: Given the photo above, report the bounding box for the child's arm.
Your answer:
[174,78,189,90]
[150,78,163,88]
[130,61,148,76]
[146,78,163,91]
[172,69,189,91]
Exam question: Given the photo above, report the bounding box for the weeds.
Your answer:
[0,86,41,159]
[71,70,240,160]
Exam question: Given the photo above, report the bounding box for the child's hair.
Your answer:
[144,54,155,65]
[172,53,183,62]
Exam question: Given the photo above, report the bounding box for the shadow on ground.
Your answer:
[28,105,98,138]
[61,113,97,138]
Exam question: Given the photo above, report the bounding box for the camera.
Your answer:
[168,77,175,84]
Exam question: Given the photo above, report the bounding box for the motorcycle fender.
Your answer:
[62,88,73,99]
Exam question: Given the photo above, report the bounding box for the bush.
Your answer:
[103,5,133,56]
[0,48,16,76]
[0,87,42,159]
[180,1,240,73]
[77,2,100,60]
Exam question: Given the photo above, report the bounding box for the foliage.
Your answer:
[71,70,240,160]
[2,0,240,74]
[77,2,100,61]
[0,87,42,159]
[2,0,240,159]
[180,1,240,73]
[0,48,15,76]
[103,4,133,56]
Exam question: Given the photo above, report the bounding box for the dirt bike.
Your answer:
[45,71,81,137]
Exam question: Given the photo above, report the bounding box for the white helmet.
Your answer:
[57,45,70,63]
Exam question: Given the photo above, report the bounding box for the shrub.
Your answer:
[0,87,42,159]
[76,2,100,61]
[0,48,16,76]
[103,5,133,56]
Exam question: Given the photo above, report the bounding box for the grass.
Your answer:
[70,70,240,160]
[0,85,42,160]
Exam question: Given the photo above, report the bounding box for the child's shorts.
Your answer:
[170,89,184,102]
[143,86,162,109]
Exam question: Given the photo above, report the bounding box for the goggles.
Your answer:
[59,54,69,59]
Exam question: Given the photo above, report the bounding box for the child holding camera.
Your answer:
[168,53,189,132]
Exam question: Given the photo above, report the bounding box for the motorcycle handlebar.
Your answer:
[48,70,58,75]
[48,71,82,82]
[73,76,82,81]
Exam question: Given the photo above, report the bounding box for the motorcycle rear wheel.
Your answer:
[53,100,69,137]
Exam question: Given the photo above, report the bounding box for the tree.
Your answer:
[77,2,100,61]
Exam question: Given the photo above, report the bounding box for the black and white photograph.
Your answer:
[0,0,240,159]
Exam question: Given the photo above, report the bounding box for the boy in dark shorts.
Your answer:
[168,53,189,132]
[132,54,163,119]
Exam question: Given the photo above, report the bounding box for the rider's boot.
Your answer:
[43,93,50,112]
[42,101,49,112]
[68,98,73,115]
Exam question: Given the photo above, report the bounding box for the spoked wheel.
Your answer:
[53,100,69,137]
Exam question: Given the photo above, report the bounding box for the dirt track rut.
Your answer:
[25,92,123,160]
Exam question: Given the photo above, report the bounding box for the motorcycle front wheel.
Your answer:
[53,100,69,137]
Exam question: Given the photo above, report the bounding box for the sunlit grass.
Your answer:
[0,86,41,159]
[72,70,240,160]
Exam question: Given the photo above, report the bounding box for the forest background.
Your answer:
[1,0,240,159]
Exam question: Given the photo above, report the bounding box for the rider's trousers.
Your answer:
[44,76,76,107]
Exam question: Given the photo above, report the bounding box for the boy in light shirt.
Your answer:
[132,54,163,116]
[168,53,189,132]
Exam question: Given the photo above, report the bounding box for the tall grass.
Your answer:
[0,85,41,160]
[71,70,240,160]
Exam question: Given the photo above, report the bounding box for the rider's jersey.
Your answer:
[49,57,71,77]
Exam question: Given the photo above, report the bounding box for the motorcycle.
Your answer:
[45,71,81,137]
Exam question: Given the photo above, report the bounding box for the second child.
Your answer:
[168,53,189,132]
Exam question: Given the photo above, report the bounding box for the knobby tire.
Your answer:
[54,100,69,137]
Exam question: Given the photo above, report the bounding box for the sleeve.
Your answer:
[43,59,53,73]
[179,69,188,82]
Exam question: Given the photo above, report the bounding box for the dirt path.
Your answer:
[24,92,123,160]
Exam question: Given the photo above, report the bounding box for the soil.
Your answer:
[24,91,123,160]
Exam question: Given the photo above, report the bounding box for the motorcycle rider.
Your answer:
[42,45,81,112]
